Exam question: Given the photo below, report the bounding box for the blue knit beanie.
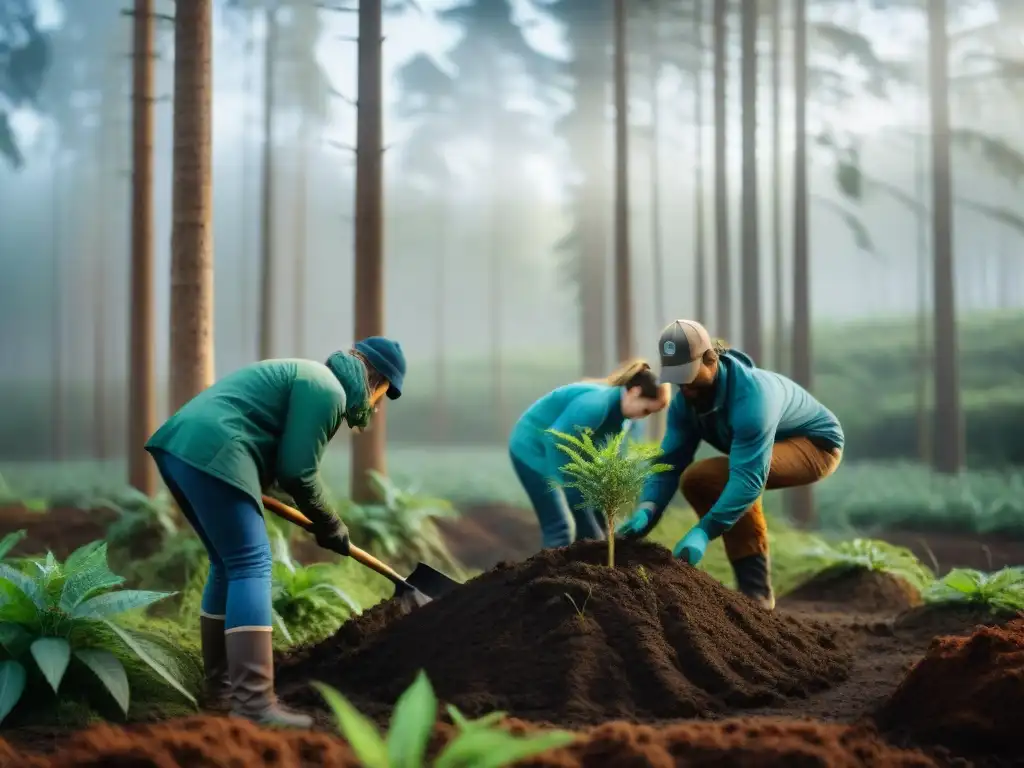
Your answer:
[354,336,406,399]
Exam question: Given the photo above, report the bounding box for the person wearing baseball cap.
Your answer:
[616,320,844,611]
[144,336,405,727]
[508,359,671,550]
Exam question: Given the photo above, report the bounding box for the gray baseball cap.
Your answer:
[658,320,713,384]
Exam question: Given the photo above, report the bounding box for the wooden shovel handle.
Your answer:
[261,494,408,585]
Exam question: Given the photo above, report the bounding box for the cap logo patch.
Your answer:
[663,341,676,356]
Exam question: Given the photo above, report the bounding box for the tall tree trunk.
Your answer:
[575,8,610,377]
[693,0,707,322]
[770,0,784,371]
[128,0,156,494]
[612,0,633,363]
[51,160,65,460]
[240,13,256,362]
[927,0,962,474]
[648,0,666,442]
[350,0,385,503]
[169,0,215,412]
[293,77,310,357]
[914,121,931,464]
[788,0,813,526]
[739,0,762,363]
[490,119,505,437]
[258,7,277,361]
[92,152,107,459]
[712,0,731,338]
[434,195,447,440]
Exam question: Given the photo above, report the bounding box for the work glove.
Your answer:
[673,525,709,565]
[313,517,351,557]
[616,505,658,540]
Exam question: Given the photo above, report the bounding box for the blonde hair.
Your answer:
[604,358,651,386]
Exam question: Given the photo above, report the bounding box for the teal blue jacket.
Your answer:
[638,350,844,537]
[509,383,639,482]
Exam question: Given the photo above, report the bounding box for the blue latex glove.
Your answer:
[673,526,710,565]
[616,507,656,539]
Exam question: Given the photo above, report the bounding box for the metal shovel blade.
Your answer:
[405,562,461,599]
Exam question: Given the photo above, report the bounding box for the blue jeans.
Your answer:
[152,451,272,630]
[510,451,606,548]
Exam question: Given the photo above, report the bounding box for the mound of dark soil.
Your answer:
[892,603,1019,644]
[876,618,1024,758]
[2,715,942,768]
[279,540,851,725]
[0,505,115,560]
[783,568,923,614]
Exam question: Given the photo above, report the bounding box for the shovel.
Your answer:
[261,495,460,608]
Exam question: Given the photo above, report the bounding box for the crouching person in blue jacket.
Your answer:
[509,361,670,550]
[617,320,844,611]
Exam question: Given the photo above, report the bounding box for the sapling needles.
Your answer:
[547,428,670,567]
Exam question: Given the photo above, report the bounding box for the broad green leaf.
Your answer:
[942,569,984,594]
[30,637,71,693]
[72,590,174,620]
[436,728,576,768]
[0,659,26,725]
[0,530,26,561]
[103,621,196,706]
[312,682,388,768]
[0,622,32,656]
[60,565,127,613]
[387,670,437,768]
[63,541,108,573]
[0,563,46,610]
[75,648,130,715]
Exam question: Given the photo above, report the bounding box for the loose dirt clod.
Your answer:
[875,617,1024,758]
[1,715,938,768]
[279,540,851,725]
[783,569,923,614]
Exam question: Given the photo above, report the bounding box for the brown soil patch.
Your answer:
[279,540,851,726]
[876,618,1024,758]
[892,604,1020,645]
[0,715,940,768]
[0,505,115,560]
[782,568,923,614]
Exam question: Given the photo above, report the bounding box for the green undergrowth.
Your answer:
[315,669,575,767]
[923,567,1024,614]
[0,541,200,728]
[791,536,936,593]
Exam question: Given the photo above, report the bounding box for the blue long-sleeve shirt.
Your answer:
[637,350,844,537]
[509,383,634,483]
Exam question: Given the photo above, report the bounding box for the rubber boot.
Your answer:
[226,629,313,728]
[199,615,231,711]
[732,553,776,611]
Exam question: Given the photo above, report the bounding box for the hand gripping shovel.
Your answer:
[261,495,460,609]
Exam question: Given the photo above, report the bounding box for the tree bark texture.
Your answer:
[351,0,386,503]
[712,0,731,339]
[740,0,762,364]
[169,0,215,413]
[612,0,633,364]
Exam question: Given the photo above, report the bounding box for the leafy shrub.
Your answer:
[314,669,575,767]
[810,463,1024,537]
[0,541,197,725]
[796,536,935,593]
[267,524,361,649]
[103,489,179,555]
[548,429,671,567]
[923,567,1024,614]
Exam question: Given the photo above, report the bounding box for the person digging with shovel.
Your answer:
[617,320,844,611]
[509,360,670,550]
[144,337,406,728]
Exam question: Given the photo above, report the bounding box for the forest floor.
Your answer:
[1,505,1022,767]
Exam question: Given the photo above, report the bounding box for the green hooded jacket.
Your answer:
[145,352,369,528]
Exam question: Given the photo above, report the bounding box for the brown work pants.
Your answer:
[680,437,842,562]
